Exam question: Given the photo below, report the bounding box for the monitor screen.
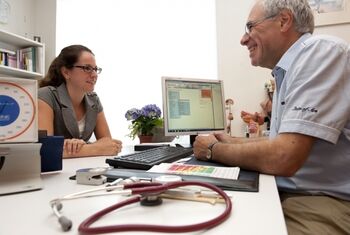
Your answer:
[162,76,226,136]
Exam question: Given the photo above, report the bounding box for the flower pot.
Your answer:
[138,135,154,144]
[151,127,175,143]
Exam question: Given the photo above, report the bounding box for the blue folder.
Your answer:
[39,136,64,172]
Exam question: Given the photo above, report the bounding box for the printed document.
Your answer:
[148,163,240,180]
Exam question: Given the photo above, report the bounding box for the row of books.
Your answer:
[0,46,43,74]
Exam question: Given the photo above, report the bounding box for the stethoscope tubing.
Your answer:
[78,180,232,234]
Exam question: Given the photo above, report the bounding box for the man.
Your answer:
[193,0,350,234]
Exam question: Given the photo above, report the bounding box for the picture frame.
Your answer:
[308,0,350,26]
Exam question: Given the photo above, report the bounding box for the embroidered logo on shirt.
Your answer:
[292,106,318,113]
[0,156,5,170]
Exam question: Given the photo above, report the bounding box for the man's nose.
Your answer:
[240,33,249,46]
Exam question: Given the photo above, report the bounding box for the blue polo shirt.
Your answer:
[270,33,350,200]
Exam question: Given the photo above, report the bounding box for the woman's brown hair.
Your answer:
[39,45,93,87]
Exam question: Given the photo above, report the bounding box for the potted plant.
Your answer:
[125,104,165,143]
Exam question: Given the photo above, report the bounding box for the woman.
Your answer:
[38,45,122,158]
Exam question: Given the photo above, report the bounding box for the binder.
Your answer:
[104,156,259,192]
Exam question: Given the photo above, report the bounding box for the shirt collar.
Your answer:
[271,33,312,92]
[274,33,312,72]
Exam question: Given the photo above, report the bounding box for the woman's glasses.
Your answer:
[73,65,102,74]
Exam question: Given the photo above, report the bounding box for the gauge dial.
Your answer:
[0,78,37,142]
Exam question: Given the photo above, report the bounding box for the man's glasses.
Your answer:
[73,65,102,74]
[245,14,277,34]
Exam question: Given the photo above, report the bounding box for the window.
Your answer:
[57,0,217,144]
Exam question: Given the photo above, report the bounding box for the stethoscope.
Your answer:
[50,175,232,234]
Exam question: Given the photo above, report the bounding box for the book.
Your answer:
[0,48,16,67]
[0,52,5,65]
[18,46,35,72]
[7,54,17,68]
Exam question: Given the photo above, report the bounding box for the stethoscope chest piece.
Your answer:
[138,175,183,206]
[139,175,182,206]
[140,195,163,206]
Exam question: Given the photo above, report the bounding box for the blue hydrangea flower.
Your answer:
[141,104,161,118]
[125,108,142,121]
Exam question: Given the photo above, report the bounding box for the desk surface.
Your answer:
[0,152,287,235]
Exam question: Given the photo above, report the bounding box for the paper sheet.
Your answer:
[147,163,240,180]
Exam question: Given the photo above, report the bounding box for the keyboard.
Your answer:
[105,146,193,170]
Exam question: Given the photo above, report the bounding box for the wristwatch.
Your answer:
[206,141,219,160]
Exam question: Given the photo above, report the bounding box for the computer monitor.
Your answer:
[162,76,226,143]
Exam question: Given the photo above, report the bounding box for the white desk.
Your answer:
[0,153,287,235]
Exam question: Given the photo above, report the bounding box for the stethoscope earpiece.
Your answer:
[51,201,73,231]
[58,216,73,231]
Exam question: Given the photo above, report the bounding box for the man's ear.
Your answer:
[279,9,294,32]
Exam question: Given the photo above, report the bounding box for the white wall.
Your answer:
[4,0,350,138]
[56,0,218,145]
[34,0,56,74]
[0,0,35,38]
[216,0,271,136]
[314,22,350,40]
[216,0,350,137]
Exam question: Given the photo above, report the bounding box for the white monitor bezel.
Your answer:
[161,76,226,137]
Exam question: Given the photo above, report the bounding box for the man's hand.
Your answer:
[214,133,232,143]
[193,135,218,161]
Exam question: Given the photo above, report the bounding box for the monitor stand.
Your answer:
[190,135,197,147]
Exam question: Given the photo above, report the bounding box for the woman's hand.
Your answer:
[63,137,122,158]
[95,137,123,156]
[64,138,86,155]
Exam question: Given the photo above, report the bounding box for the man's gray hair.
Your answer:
[259,0,314,34]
